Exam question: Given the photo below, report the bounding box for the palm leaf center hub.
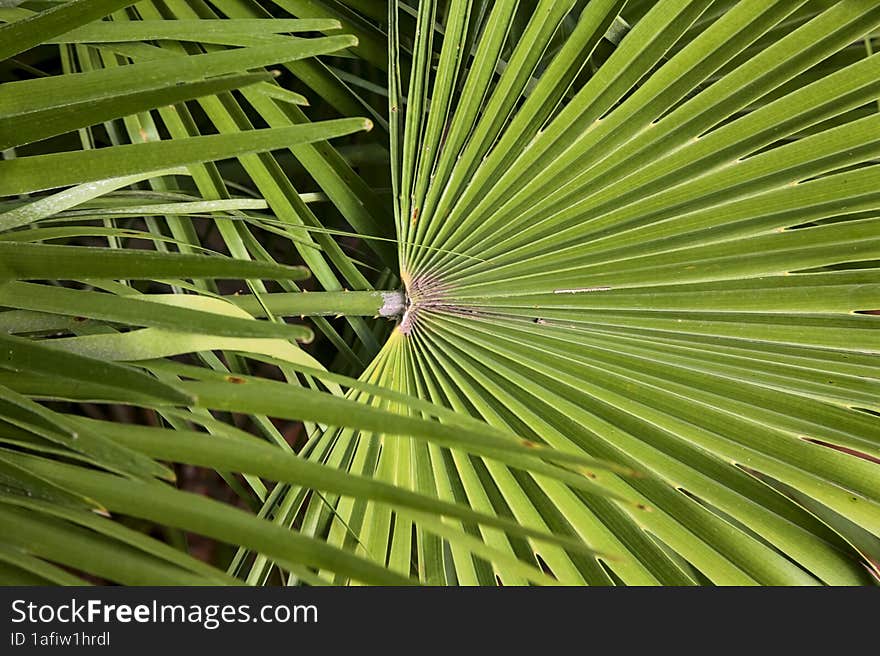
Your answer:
[399,270,452,335]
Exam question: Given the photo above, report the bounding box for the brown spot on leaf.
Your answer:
[801,436,880,465]
[225,376,247,384]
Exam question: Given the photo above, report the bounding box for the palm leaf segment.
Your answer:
[308,0,880,585]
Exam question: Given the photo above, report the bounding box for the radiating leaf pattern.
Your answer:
[0,0,877,586]
[292,0,880,585]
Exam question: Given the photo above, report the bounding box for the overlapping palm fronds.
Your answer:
[0,0,877,585]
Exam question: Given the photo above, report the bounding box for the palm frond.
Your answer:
[0,0,877,586]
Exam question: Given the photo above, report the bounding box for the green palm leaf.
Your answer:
[0,0,877,586]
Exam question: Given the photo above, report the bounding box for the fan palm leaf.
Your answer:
[0,0,877,585]
[298,0,880,586]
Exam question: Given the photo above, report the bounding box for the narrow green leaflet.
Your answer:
[0,119,372,196]
[0,0,135,61]
[0,243,309,281]
[0,332,189,406]
[0,282,314,342]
